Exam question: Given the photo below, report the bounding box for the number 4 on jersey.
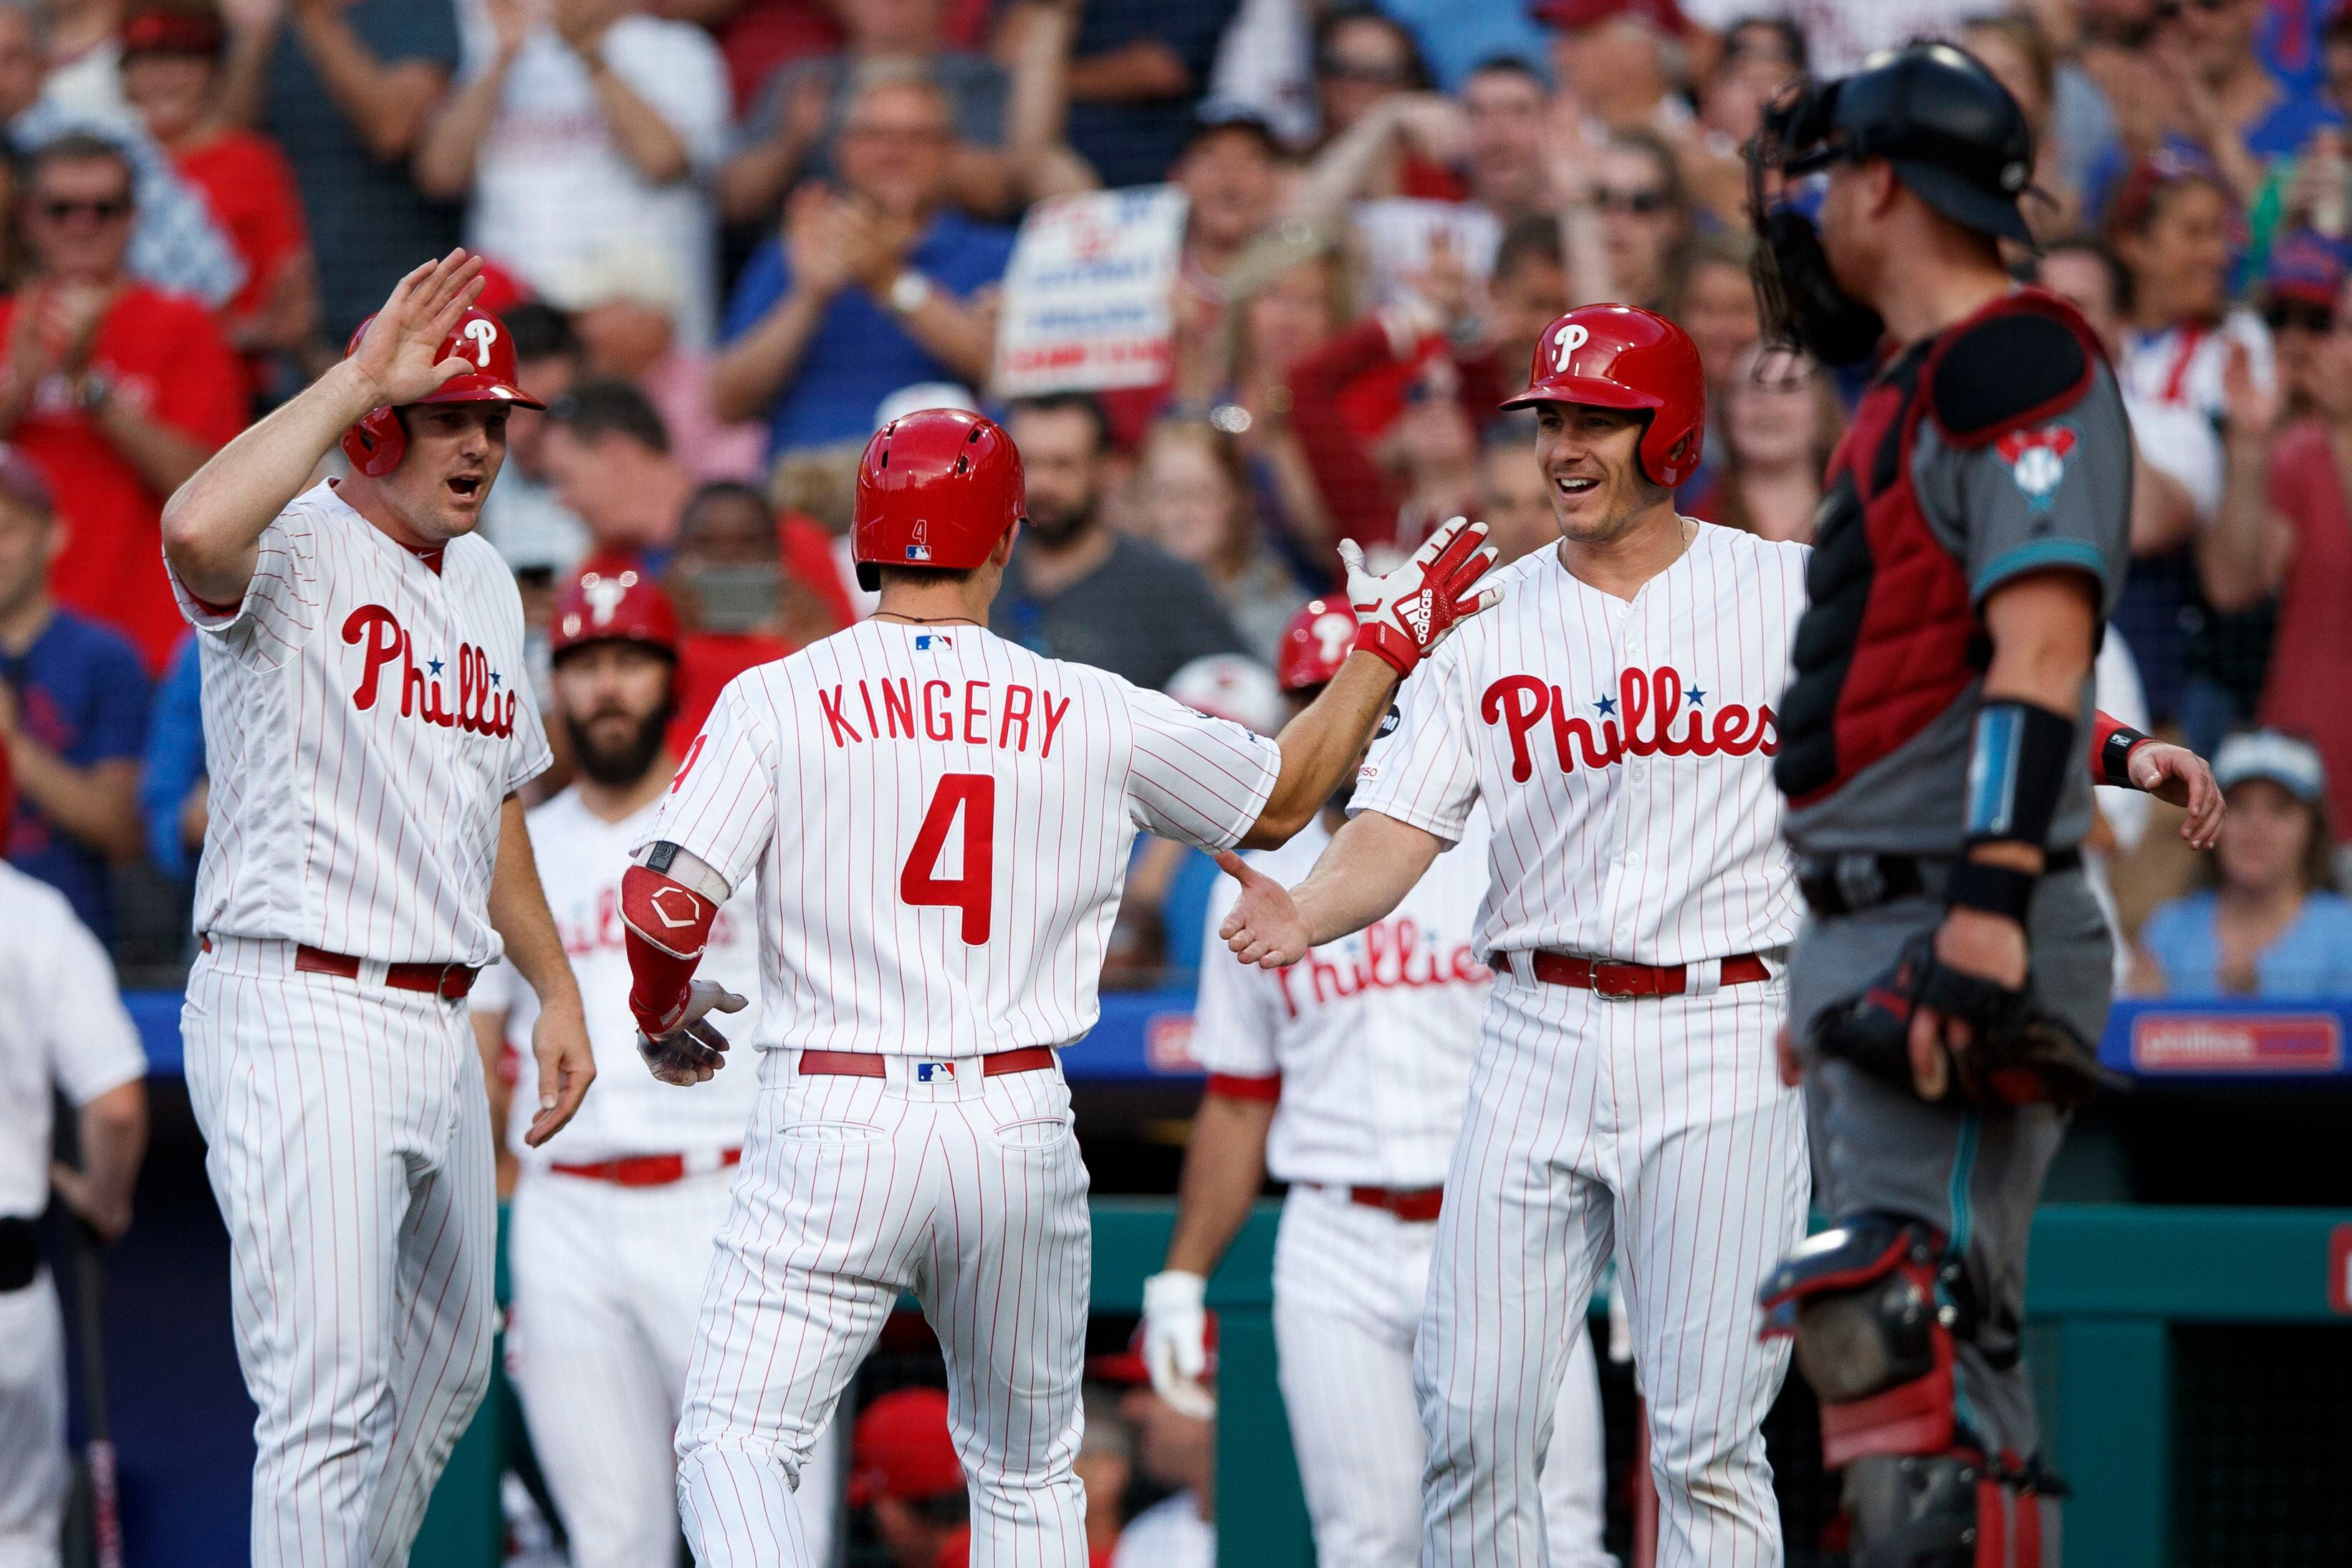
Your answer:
[901,774,995,944]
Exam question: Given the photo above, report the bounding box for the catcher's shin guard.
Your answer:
[1759,1216,2059,1566]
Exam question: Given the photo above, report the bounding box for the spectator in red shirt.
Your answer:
[663,478,851,751]
[119,4,317,400]
[0,133,244,669]
[1309,9,1459,200]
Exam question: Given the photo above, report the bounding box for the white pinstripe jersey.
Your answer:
[0,863,145,1218]
[1350,522,1807,964]
[645,620,1282,1057]
[1191,811,1493,1188]
[472,788,764,1168]
[166,481,553,966]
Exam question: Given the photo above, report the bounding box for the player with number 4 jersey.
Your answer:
[620,407,1503,1567]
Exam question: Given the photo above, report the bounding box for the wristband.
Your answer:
[1963,699,2075,850]
[1352,618,1419,677]
[2097,723,2154,789]
[1945,860,2037,925]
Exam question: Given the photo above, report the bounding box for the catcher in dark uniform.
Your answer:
[1744,44,2222,1568]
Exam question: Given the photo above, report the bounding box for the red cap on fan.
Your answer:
[845,1389,964,1507]
[1275,598,1360,694]
[340,303,547,478]
[549,569,680,660]
[1499,304,1707,489]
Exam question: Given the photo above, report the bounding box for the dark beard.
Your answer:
[565,703,673,787]
[1023,495,1098,548]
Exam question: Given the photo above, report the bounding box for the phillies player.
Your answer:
[619,405,1501,1567]
[1145,597,1612,1568]
[158,250,595,1567]
[470,571,839,1568]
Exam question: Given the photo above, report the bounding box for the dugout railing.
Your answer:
[407,1201,2352,1568]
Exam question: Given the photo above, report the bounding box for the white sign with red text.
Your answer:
[994,186,1189,395]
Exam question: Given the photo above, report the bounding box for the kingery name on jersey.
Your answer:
[1482,664,1777,783]
[342,604,520,739]
[817,678,1075,756]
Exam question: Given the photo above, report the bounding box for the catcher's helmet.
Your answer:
[550,569,680,661]
[851,408,1026,592]
[1760,41,2035,246]
[1276,598,1358,694]
[1500,305,1707,489]
[340,307,546,478]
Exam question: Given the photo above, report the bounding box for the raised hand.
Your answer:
[1338,514,1502,676]
[636,979,748,1087]
[349,249,486,410]
[2220,337,2281,445]
[1214,850,1312,969]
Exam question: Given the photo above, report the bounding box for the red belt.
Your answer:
[1525,951,1771,999]
[1347,1185,1444,1223]
[550,1149,742,1187]
[292,943,481,999]
[797,1046,1059,1079]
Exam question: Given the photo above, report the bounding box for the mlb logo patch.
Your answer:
[916,1061,956,1082]
[1996,423,2078,512]
[916,633,954,651]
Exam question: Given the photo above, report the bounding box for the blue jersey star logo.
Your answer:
[1593,694,1617,716]
[490,670,501,688]
[428,657,445,677]
[1687,687,1706,707]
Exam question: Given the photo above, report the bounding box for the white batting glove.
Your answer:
[1338,514,1502,678]
[1141,1270,1217,1419]
[636,979,748,1087]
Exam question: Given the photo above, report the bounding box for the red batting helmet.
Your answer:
[1276,598,1359,693]
[851,408,1025,592]
[1499,304,1706,489]
[549,569,681,661]
[340,307,547,478]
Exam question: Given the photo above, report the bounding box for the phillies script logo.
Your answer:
[342,605,519,738]
[1272,915,1488,1016]
[1482,665,1775,781]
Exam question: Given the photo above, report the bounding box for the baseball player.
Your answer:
[1213,304,2222,1568]
[0,751,148,1568]
[1744,46,2223,1566]
[469,570,839,1567]
[1143,596,1613,1568]
[618,405,1501,1567]
[158,250,596,1567]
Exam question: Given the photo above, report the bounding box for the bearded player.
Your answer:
[1216,304,2222,1567]
[471,571,840,1567]
[158,249,595,1567]
[618,406,1501,1566]
[1744,44,2222,1565]
[1145,597,1613,1568]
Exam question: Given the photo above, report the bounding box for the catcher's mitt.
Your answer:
[1808,932,2110,1110]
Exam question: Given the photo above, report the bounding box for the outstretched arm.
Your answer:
[1238,517,1501,848]
[1217,809,1446,967]
[488,794,595,1145]
[160,249,485,606]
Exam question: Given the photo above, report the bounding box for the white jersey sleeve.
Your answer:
[165,509,322,667]
[42,900,146,1107]
[1188,874,1282,1080]
[656,676,783,892]
[1123,684,1282,853]
[1350,640,1479,845]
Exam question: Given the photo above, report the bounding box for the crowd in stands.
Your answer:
[6,0,2352,1017]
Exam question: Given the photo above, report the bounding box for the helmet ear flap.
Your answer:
[340,407,407,477]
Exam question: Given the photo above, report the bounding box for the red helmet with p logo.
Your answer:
[1275,598,1359,694]
[850,408,1027,592]
[1499,304,1707,489]
[340,305,547,478]
[549,569,680,661]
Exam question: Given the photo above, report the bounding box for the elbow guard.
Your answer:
[621,862,716,1036]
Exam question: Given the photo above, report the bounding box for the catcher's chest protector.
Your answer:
[1775,291,2103,809]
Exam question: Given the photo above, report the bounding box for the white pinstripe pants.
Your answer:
[0,1270,67,1568]
[1273,1183,1614,1568]
[1416,971,1809,1568]
[676,1050,1091,1568]
[507,1167,842,1568]
[184,940,499,1568]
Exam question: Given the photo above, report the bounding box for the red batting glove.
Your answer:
[1339,516,1503,677]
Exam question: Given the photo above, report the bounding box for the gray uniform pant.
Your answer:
[1785,870,2111,1478]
